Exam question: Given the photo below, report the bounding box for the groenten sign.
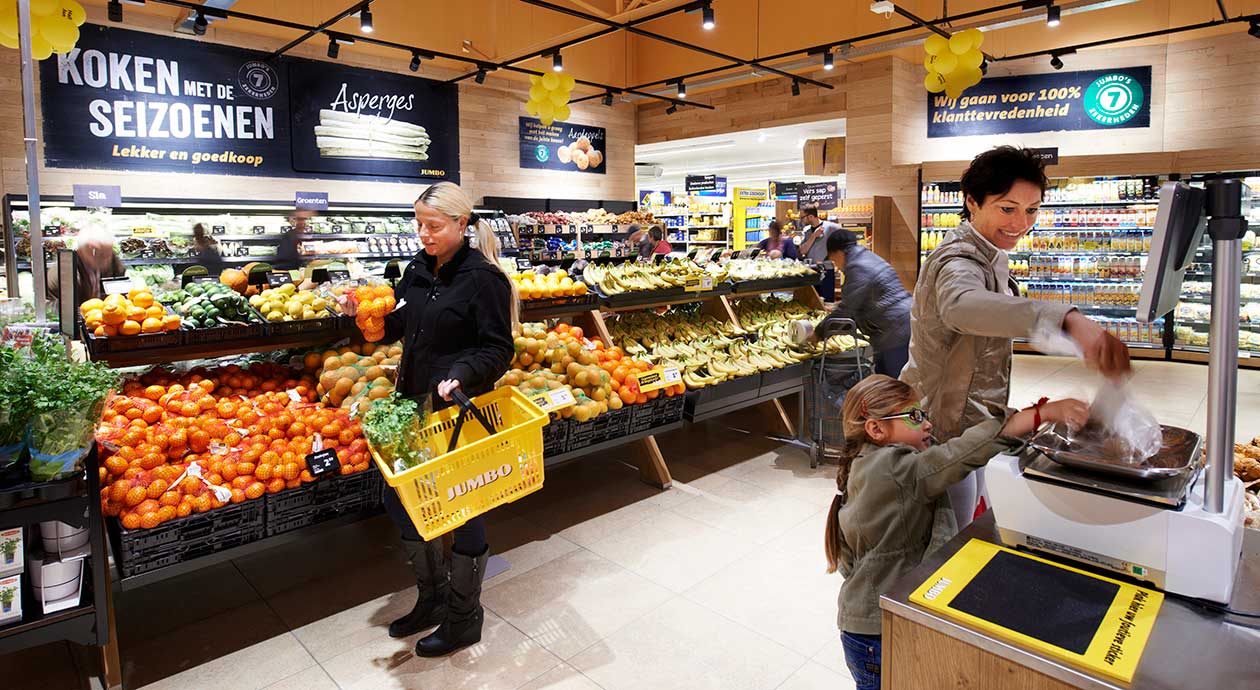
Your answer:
[928,66,1151,138]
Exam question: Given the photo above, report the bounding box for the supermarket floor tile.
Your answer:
[482,516,582,591]
[231,515,405,599]
[668,472,820,544]
[0,641,91,690]
[515,663,604,690]
[261,665,340,690]
[288,587,418,664]
[776,661,856,690]
[262,551,415,633]
[113,560,260,646]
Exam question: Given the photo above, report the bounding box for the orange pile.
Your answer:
[81,289,180,337]
[353,284,396,342]
[98,362,370,530]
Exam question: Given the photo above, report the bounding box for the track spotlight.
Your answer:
[1047,4,1060,27]
[676,81,687,99]
[108,0,122,22]
[360,6,373,33]
[193,11,207,35]
[475,69,487,84]
[409,52,421,72]
[665,103,678,115]
[1250,21,1260,39]
[552,52,564,72]
[702,4,715,30]
[790,79,801,96]
[602,92,614,106]
[1049,54,1063,70]
[328,37,340,59]
[823,51,834,70]
[980,59,988,75]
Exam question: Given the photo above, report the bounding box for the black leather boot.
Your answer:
[415,547,488,657]
[388,538,448,638]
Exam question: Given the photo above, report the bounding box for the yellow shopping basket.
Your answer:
[370,387,548,540]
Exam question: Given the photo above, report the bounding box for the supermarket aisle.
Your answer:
[4,357,1257,690]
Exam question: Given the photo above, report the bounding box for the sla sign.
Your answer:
[928,66,1151,138]
[518,117,606,174]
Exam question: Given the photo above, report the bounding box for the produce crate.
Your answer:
[599,286,687,309]
[759,362,810,397]
[108,499,266,578]
[542,417,570,457]
[683,374,761,421]
[730,274,819,294]
[629,394,685,433]
[182,305,268,345]
[263,470,383,537]
[519,293,599,319]
[79,314,184,356]
[265,311,341,337]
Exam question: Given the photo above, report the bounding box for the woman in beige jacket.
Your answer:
[901,146,1130,528]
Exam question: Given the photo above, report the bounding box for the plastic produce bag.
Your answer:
[1086,384,1163,463]
[28,398,104,481]
[0,408,27,471]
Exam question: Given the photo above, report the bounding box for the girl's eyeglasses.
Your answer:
[877,407,929,428]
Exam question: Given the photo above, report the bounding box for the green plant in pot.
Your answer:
[0,538,16,566]
[0,348,31,471]
[0,585,14,613]
[23,336,116,482]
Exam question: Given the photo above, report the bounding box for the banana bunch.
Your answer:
[733,295,827,330]
[726,258,817,282]
[583,259,721,295]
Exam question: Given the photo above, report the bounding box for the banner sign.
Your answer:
[771,181,801,200]
[639,190,672,207]
[927,66,1152,138]
[518,117,606,174]
[695,176,727,197]
[798,182,839,209]
[73,184,120,208]
[685,174,719,193]
[295,191,328,210]
[41,25,459,182]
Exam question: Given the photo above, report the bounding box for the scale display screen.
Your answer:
[910,539,1162,682]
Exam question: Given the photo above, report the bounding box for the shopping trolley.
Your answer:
[370,387,548,541]
[804,317,872,468]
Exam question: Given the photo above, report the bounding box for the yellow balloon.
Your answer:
[924,34,949,56]
[528,84,546,102]
[539,115,554,127]
[38,15,76,46]
[548,88,569,107]
[31,0,58,17]
[60,0,87,27]
[0,6,17,39]
[541,72,560,91]
[555,104,571,122]
[929,51,958,75]
[0,31,18,50]
[559,73,576,92]
[525,98,539,116]
[948,32,973,55]
[30,34,52,60]
[956,66,982,88]
[924,71,947,93]
[959,48,983,71]
[537,99,555,120]
[945,83,964,100]
[964,28,985,50]
[529,74,542,86]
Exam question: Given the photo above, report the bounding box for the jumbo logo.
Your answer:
[922,577,953,601]
[447,463,514,502]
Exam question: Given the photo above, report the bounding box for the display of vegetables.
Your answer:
[157,281,262,329]
[80,290,181,337]
[248,283,332,322]
[363,393,430,473]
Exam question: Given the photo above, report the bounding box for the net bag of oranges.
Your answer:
[367,388,548,541]
[351,283,396,342]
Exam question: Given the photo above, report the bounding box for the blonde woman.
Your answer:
[343,181,516,656]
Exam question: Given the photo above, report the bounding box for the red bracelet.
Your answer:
[1030,396,1049,429]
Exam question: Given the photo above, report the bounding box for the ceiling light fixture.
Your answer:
[108,0,122,22]
[552,51,564,72]
[1250,20,1260,38]
[676,81,687,99]
[1049,53,1064,70]
[823,51,834,70]
[666,103,679,115]
[757,132,767,143]
[1047,4,1060,27]
[790,79,801,96]
[702,5,715,30]
[474,69,487,84]
[409,52,421,72]
[360,6,373,33]
[193,11,207,35]
[327,37,340,59]
[602,92,614,106]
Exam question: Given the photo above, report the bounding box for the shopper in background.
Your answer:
[901,145,1130,529]
[624,223,644,257]
[341,182,516,657]
[273,210,310,270]
[825,374,1087,690]
[649,226,672,255]
[46,225,126,310]
[192,223,225,275]
[756,220,799,259]
[797,206,841,262]
[823,230,911,376]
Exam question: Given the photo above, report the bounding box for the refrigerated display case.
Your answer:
[920,175,1169,358]
[1171,174,1260,368]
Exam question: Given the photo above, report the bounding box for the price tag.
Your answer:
[305,447,341,477]
[327,269,350,282]
[211,225,226,235]
[131,226,165,238]
[190,274,219,283]
[528,387,576,413]
[287,388,302,403]
[631,366,682,393]
[516,257,532,272]
[101,276,135,296]
[365,223,378,233]
[267,271,295,287]
[684,274,715,292]
[252,225,267,235]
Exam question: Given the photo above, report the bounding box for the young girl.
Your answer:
[824,375,1087,690]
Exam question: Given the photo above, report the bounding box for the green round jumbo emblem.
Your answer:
[534,144,550,163]
[1084,73,1144,126]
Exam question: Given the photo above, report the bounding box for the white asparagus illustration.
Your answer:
[316,109,430,161]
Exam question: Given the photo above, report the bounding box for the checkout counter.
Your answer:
[877,180,1260,688]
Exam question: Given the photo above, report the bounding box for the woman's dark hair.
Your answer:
[625,223,641,241]
[959,145,1049,220]
[649,226,663,242]
[766,220,782,237]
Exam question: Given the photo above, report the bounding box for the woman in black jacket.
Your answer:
[824,230,912,376]
[346,182,516,657]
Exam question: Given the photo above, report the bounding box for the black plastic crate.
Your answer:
[266,315,340,337]
[628,395,685,433]
[81,322,183,356]
[108,499,266,578]
[183,320,266,345]
[543,418,570,457]
[683,374,761,420]
[264,471,383,537]
[599,286,687,309]
[565,416,598,451]
[595,406,632,441]
[730,274,818,295]
[519,293,599,320]
[759,362,809,396]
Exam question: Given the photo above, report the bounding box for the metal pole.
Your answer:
[1205,232,1240,513]
[16,0,47,321]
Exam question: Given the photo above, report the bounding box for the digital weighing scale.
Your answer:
[987,179,1249,604]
